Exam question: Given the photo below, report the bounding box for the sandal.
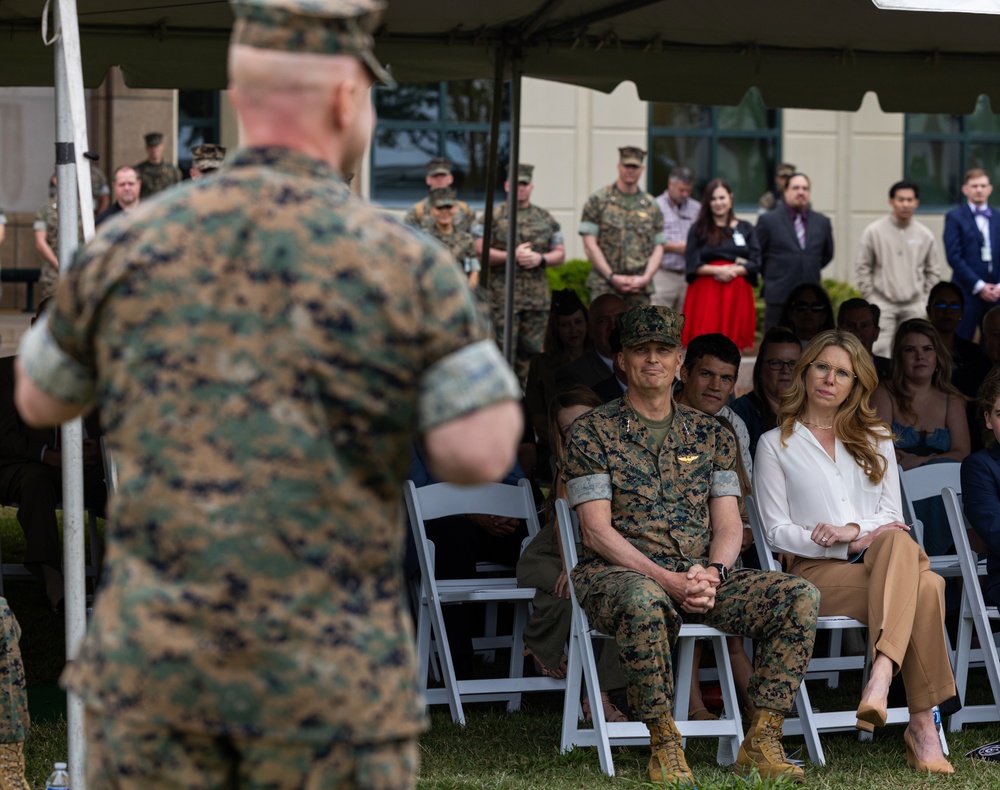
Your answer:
[522,648,567,680]
[583,692,628,723]
[688,706,719,721]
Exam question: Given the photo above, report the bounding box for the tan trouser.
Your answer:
[651,269,688,312]
[869,292,927,358]
[788,529,956,713]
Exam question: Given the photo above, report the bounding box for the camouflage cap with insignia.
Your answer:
[229,0,396,88]
[618,305,683,348]
[191,144,227,172]
[618,146,646,166]
[144,132,164,147]
[429,187,457,208]
[777,162,797,177]
[426,157,453,177]
[508,163,533,183]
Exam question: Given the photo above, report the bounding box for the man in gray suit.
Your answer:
[756,173,835,330]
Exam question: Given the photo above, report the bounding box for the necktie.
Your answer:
[794,212,806,249]
[975,206,993,218]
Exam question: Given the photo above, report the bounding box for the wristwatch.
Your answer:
[605,272,614,284]
[708,562,729,583]
[540,253,547,266]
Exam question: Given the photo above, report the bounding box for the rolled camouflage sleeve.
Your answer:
[562,415,611,506]
[710,425,740,499]
[18,313,98,408]
[418,340,519,430]
[579,194,601,237]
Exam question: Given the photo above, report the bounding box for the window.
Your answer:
[177,90,222,176]
[905,96,1000,208]
[371,80,510,206]
[647,89,781,208]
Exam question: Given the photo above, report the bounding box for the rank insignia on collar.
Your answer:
[678,454,700,464]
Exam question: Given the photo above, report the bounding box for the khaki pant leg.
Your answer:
[651,269,687,312]
[870,293,928,358]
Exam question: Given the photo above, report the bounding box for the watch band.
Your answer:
[708,562,729,582]
[605,272,614,284]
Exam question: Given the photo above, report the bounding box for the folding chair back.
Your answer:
[941,487,1000,731]
[404,478,559,726]
[555,498,743,777]
[898,463,963,574]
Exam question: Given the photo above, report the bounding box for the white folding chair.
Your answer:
[404,478,562,725]
[941,487,1000,731]
[745,495,920,766]
[555,499,744,777]
[898,463,963,576]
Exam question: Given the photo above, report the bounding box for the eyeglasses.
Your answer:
[765,359,797,372]
[621,164,642,170]
[791,301,826,313]
[808,361,856,383]
[930,302,962,312]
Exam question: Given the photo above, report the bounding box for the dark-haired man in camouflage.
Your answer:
[13,0,522,787]
[134,132,183,199]
[476,163,565,384]
[565,304,818,786]
[580,147,665,307]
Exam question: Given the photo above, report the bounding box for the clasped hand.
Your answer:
[663,564,719,614]
[810,520,909,554]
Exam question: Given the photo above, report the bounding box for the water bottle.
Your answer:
[45,761,69,790]
[933,707,949,755]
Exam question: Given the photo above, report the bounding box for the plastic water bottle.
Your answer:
[45,761,69,790]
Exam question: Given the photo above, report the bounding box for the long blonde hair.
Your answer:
[778,330,890,484]
[887,318,964,419]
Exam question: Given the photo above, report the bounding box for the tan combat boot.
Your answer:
[734,709,804,784]
[646,715,695,786]
[0,742,30,790]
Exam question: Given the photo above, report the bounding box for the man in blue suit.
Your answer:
[943,168,1000,341]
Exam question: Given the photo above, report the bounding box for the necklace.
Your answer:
[800,419,834,430]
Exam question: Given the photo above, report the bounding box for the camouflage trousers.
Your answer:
[0,600,27,742]
[85,710,417,790]
[490,305,547,386]
[39,261,59,301]
[574,566,818,722]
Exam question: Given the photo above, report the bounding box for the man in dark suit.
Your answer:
[755,173,835,330]
[556,293,627,390]
[944,168,1000,341]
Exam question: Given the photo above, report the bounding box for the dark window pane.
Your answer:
[374,82,441,122]
[967,143,1000,184]
[717,137,775,206]
[967,95,1000,135]
[906,140,962,206]
[648,137,710,199]
[649,103,711,130]
[445,130,510,202]
[717,89,770,132]
[178,90,217,122]
[907,113,961,136]
[371,129,440,204]
[445,80,508,124]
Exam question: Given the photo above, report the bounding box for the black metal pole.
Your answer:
[480,46,506,287]
[502,49,522,366]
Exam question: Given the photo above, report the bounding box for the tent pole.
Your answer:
[54,1,92,786]
[479,46,506,285]
[502,48,522,367]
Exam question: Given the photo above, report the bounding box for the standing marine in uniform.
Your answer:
[580,147,665,306]
[478,163,565,384]
[189,144,227,179]
[134,131,183,199]
[14,0,522,786]
[404,157,474,233]
[426,187,480,288]
[564,304,819,786]
[32,174,83,300]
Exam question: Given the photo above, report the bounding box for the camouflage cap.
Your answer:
[618,146,646,166]
[429,187,457,208]
[777,162,797,177]
[618,305,683,348]
[191,144,227,171]
[426,157,453,177]
[508,163,533,183]
[144,132,164,147]
[229,0,396,88]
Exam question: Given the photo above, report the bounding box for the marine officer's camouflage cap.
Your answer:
[618,305,684,348]
[191,144,227,171]
[144,132,164,147]
[426,157,453,176]
[618,146,647,166]
[512,163,534,183]
[229,0,396,88]
[429,187,457,208]
[777,162,797,177]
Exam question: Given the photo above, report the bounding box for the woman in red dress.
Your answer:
[681,178,759,349]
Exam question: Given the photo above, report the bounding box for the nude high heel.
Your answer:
[904,728,954,775]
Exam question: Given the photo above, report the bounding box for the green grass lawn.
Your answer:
[3,506,998,787]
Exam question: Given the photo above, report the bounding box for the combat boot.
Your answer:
[0,741,29,790]
[734,709,804,784]
[646,715,694,786]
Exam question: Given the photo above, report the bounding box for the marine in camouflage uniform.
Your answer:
[425,187,480,287]
[581,147,666,307]
[404,157,474,233]
[479,163,565,385]
[564,304,818,785]
[0,600,29,788]
[16,1,521,787]
[135,132,183,199]
[33,194,84,300]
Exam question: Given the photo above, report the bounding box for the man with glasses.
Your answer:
[580,147,665,306]
[855,181,939,356]
[756,173,834,330]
